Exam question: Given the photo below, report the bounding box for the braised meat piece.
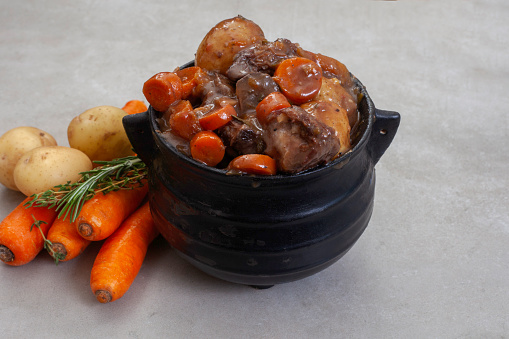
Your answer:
[263,106,340,174]
[235,72,280,117]
[226,38,299,81]
[194,70,238,109]
[217,119,265,156]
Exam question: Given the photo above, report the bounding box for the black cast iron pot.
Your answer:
[123,68,400,287]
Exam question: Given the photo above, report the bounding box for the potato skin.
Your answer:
[0,127,57,191]
[301,101,351,155]
[67,105,134,163]
[195,16,265,75]
[315,77,358,127]
[13,146,93,196]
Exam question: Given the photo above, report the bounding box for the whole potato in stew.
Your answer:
[13,146,93,196]
[195,15,265,74]
[67,105,134,163]
[0,127,57,191]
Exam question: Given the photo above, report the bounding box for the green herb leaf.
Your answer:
[25,155,147,223]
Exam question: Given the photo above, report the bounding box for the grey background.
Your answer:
[1,0,507,338]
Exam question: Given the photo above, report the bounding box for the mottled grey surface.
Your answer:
[1,1,508,338]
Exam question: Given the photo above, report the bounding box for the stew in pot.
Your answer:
[144,16,360,175]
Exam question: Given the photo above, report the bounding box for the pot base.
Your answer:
[172,245,354,286]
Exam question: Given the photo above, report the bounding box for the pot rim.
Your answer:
[149,71,375,181]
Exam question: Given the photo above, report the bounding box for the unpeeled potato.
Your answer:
[0,127,57,191]
[315,77,358,128]
[301,101,351,155]
[195,16,265,75]
[67,105,134,163]
[13,146,93,196]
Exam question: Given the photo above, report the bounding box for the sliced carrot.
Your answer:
[255,92,291,125]
[75,182,148,241]
[90,201,159,303]
[169,100,202,140]
[122,100,148,115]
[273,57,322,105]
[0,198,58,266]
[199,104,237,131]
[190,131,225,167]
[227,154,277,176]
[143,72,183,112]
[313,53,353,89]
[169,99,193,114]
[46,216,91,262]
[176,66,204,99]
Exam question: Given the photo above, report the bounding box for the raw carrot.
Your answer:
[122,100,148,115]
[75,182,148,241]
[169,100,202,140]
[273,57,322,105]
[46,216,91,263]
[176,66,204,99]
[90,201,159,303]
[199,104,237,131]
[143,72,183,112]
[227,154,277,176]
[190,131,225,167]
[0,198,58,266]
[255,92,291,125]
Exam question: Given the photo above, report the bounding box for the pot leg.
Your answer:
[250,285,275,289]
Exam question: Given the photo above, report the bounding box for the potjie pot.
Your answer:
[123,71,400,288]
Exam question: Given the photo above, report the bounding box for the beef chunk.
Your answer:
[195,70,238,108]
[217,119,266,156]
[226,38,299,81]
[235,72,280,117]
[263,106,340,174]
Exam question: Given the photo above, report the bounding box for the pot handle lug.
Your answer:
[368,108,401,164]
[122,110,157,165]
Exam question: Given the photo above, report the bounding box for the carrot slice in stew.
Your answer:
[143,72,183,112]
[190,131,225,167]
[199,104,237,131]
[227,154,277,176]
[255,92,291,125]
[273,57,322,105]
[176,66,204,99]
[169,100,202,140]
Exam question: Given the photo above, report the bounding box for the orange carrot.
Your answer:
[273,57,322,104]
[255,92,291,125]
[169,100,202,140]
[199,104,237,131]
[0,198,58,266]
[122,100,148,115]
[46,216,91,263]
[143,72,183,112]
[313,53,353,89]
[90,201,159,303]
[227,154,277,176]
[75,183,148,241]
[176,66,204,99]
[190,131,225,167]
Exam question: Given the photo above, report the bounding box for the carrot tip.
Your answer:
[0,245,14,263]
[78,223,93,238]
[50,243,67,261]
[95,289,112,303]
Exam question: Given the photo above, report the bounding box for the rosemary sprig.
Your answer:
[30,215,65,265]
[24,155,147,222]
